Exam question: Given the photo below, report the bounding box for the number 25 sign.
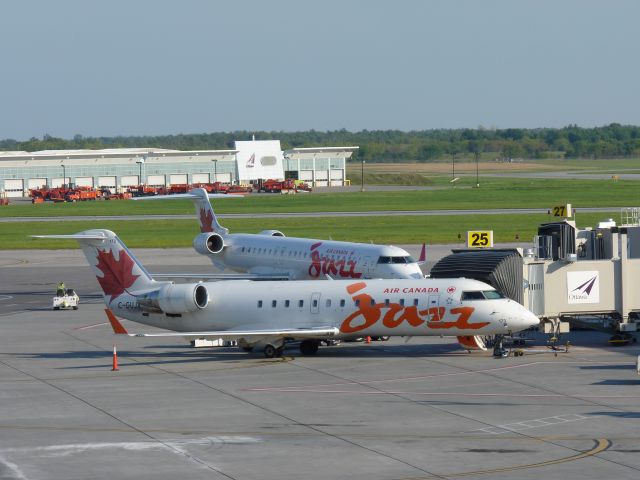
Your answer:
[467,231,493,248]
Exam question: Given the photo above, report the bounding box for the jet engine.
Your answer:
[137,283,209,314]
[259,230,285,237]
[193,232,225,255]
[456,335,487,351]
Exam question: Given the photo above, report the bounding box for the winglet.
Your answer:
[105,309,129,334]
[417,243,426,265]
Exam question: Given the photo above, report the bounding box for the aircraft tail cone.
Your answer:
[366,336,371,344]
[112,345,119,371]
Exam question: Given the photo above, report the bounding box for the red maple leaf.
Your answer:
[199,208,214,233]
[95,249,140,301]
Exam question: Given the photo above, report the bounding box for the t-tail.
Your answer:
[31,230,209,316]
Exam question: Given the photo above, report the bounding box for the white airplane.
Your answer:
[134,188,425,280]
[33,230,540,357]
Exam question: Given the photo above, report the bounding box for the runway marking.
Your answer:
[0,435,261,457]
[411,438,611,478]
[0,455,27,480]
[0,295,13,301]
[72,322,108,331]
[467,414,588,435]
[5,304,18,307]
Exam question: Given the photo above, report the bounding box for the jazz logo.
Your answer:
[340,282,490,333]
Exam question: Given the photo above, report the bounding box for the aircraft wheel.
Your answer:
[53,307,59,310]
[263,344,279,358]
[72,306,78,310]
[300,339,319,355]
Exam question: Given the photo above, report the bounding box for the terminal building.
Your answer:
[0,139,358,197]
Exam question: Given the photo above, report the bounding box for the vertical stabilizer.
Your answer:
[32,230,156,302]
[189,188,229,235]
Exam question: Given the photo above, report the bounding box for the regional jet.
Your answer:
[135,188,425,280]
[33,230,539,357]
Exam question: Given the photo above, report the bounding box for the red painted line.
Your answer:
[73,322,108,331]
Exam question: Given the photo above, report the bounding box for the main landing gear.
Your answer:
[263,344,284,358]
[299,339,319,355]
[492,334,508,358]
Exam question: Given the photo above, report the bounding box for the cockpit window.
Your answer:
[378,256,415,264]
[461,290,506,301]
[461,291,485,300]
[483,290,505,299]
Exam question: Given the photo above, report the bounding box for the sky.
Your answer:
[1,0,639,140]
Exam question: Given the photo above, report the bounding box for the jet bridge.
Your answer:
[431,208,640,335]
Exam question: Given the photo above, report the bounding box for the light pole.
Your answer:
[361,160,365,192]
[451,153,455,184]
[212,159,218,183]
[136,157,145,185]
[61,163,66,188]
[475,151,479,187]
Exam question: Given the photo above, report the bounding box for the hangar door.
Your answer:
[120,176,139,187]
[75,177,93,187]
[98,176,116,193]
[216,173,231,183]
[314,170,328,187]
[299,170,313,181]
[147,175,165,186]
[4,179,24,197]
[28,178,47,189]
[330,169,344,186]
[169,174,187,185]
[192,173,210,184]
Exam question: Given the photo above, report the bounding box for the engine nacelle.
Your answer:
[137,283,209,314]
[192,232,225,255]
[259,229,285,237]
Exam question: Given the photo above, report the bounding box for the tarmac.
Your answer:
[1,247,640,479]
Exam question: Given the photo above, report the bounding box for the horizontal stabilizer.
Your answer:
[31,233,109,240]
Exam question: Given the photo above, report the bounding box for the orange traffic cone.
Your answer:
[111,344,119,371]
[366,336,371,344]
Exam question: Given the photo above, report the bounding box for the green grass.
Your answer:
[12,212,618,250]
[1,177,639,218]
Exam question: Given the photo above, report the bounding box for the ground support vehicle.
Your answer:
[53,289,79,310]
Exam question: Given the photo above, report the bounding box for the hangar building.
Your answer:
[0,139,358,197]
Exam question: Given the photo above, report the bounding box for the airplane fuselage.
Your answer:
[110,277,538,338]
[214,234,424,280]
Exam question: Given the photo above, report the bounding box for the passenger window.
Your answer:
[370,298,375,306]
[400,299,405,306]
[413,299,419,306]
[241,247,245,253]
[340,299,345,307]
[285,300,290,307]
[385,299,390,307]
[312,299,318,307]
[272,300,277,308]
[326,299,331,307]
[257,300,263,308]
[355,299,360,307]
[298,300,304,307]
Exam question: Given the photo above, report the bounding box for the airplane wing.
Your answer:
[151,273,290,281]
[131,193,243,201]
[105,309,338,339]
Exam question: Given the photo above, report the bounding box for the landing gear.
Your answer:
[492,334,508,358]
[263,344,284,358]
[300,339,319,355]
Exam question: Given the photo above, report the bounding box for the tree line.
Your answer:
[2,124,640,162]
